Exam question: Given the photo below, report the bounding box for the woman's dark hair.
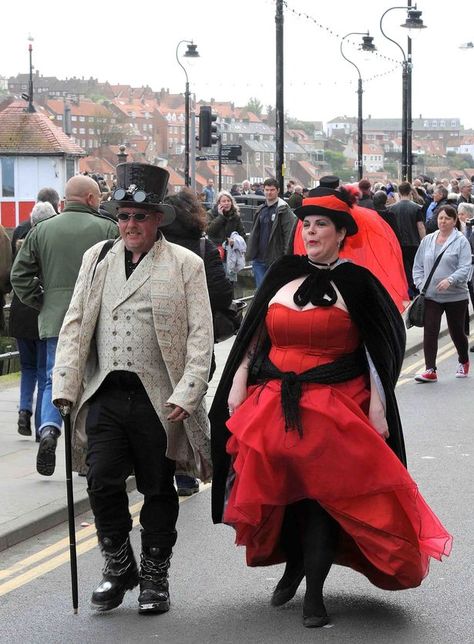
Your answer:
[437,204,461,230]
[165,188,208,235]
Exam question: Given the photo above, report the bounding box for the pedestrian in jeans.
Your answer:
[413,206,472,382]
[9,202,56,439]
[11,176,118,476]
[246,178,295,288]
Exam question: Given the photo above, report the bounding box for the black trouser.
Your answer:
[402,245,418,298]
[85,371,179,549]
[424,299,469,369]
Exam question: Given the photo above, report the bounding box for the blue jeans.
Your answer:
[252,259,269,288]
[39,337,62,434]
[16,338,47,433]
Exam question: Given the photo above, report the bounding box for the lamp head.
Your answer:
[401,7,427,31]
[360,35,376,52]
[184,42,200,58]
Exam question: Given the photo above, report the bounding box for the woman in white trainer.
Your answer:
[413,205,472,382]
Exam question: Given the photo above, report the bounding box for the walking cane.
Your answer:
[59,403,79,614]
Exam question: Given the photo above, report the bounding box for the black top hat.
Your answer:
[318,175,340,190]
[111,163,175,226]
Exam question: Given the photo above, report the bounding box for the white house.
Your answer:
[0,98,84,227]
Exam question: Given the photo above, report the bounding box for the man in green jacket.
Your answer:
[11,175,118,476]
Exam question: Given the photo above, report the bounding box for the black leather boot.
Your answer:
[17,410,32,436]
[36,426,60,476]
[91,537,139,612]
[138,547,172,614]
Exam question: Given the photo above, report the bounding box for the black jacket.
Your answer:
[162,220,233,314]
[206,206,246,247]
[9,223,40,339]
[209,256,406,523]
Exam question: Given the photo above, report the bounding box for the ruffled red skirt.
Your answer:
[223,305,452,590]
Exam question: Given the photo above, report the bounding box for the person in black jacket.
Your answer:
[9,202,56,439]
[164,188,233,496]
[206,190,246,248]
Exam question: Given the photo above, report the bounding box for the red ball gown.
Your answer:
[224,303,452,590]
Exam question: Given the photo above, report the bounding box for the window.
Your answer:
[88,128,94,135]
[57,114,63,121]
[66,158,75,180]
[79,116,85,122]
[451,119,457,127]
[255,153,261,162]
[72,127,77,134]
[440,120,445,127]
[89,117,95,123]
[81,139,86,147]
[79,128,85,134]
[71,115,77,121]
[1,157,14,197]
[424,120,429,128]
[431,120,437,128]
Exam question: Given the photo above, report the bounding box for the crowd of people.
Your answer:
[1,162,470,627]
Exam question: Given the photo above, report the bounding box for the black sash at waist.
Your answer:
[255,348,368,437]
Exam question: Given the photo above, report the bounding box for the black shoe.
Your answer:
[175,474,199,496]
[138,547,172,614]
[302,593,329,628]
[91,537,139,612]
[17,410,32,436]
[36,426,60,476]
[271,561,305,607]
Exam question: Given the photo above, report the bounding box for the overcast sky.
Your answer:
[2,0,474,129]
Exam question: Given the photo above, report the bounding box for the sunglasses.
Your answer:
[117,212,153,222]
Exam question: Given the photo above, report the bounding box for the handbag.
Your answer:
[213,299,247,343]
[199,237,247,342]
[405,243,453,329]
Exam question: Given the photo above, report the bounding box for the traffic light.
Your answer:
[227,145,242,163]
[199,105,218,148]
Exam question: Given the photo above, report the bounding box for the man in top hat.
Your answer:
[318,175,340,190]
[52,163,213,615]
[11,175,118,476]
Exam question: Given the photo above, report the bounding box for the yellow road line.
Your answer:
[400,341,456,376]
[397,345,457,387]
[0,486,209,597]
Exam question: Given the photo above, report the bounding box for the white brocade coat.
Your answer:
[52,237,214,480]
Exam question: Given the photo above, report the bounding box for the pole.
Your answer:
[275,0,284,193]
[218,135,222,191]
[184,80,190,187]
[27,43,35,113]
[407,36,413,182]
[401,61,408,181]
[357,77,363,181]
[60,406,79,614]
[190,106,196,191]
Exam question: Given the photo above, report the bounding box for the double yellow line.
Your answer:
[397,342,457,387]
[0,486,209,598]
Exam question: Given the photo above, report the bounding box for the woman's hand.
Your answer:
[369,406,389,440]
[436,278,451,292]
[227,371,248,416]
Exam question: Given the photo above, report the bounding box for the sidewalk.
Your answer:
[0,320,449,551]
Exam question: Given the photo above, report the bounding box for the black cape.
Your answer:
[209,255,407,524]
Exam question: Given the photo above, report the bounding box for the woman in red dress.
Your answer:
[210,188,452,629]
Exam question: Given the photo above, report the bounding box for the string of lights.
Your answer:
[282,0,403,66]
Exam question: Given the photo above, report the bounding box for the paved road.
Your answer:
[0,338,472,643]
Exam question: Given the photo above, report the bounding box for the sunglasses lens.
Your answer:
[133,213,147,221]
[117,213,130,221]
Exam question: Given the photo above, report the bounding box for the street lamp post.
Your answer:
[176,41,199,187]
[380,5,426,182]
[340,33,376,181]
